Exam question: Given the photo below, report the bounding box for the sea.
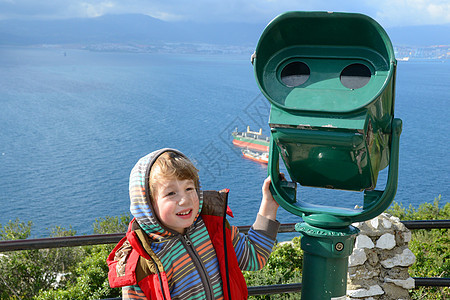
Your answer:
[0,46,449,239]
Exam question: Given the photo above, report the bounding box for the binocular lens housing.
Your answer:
[255,12,401,222]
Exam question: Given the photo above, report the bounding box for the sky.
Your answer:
[0,0,449,28]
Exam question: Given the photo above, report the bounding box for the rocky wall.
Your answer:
[347,213,416,300]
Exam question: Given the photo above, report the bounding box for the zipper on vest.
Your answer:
[181,233,214,300]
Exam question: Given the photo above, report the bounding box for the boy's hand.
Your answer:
[258,176,280,221]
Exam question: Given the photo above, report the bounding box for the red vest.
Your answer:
[107,215,248,300]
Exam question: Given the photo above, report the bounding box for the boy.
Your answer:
[108,148,280,300]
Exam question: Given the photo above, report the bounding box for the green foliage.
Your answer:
[388,195,449,300]
[0,215,129,300]
[35,245,119,300]
[34,215,129,300]
[93,214,130,234]
[0,220,80,299]
[50,225,77,238]
[0,218,32,240]
[244,237,302,299]
[388,195,449,221]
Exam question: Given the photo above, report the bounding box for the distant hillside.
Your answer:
[0,14,448,47]
[0,14,265,46]
[386,24,450,46]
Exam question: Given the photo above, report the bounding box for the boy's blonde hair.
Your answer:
[149,151,200,201]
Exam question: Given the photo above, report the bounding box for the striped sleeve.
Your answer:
[231,214,280,271]
[122,285,147,300]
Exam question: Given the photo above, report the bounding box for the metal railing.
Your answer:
[0,224,297,252]
[3,220,450,252]
[0,220,449,297]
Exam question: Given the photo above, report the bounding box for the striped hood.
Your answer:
[129,148,203,240]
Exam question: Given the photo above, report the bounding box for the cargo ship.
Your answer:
[241,149,269,164]
[232,126,270,152]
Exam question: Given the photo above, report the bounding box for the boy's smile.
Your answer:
[152,176,199,234]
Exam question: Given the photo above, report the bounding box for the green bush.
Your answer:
[34,214,130,300]
[0,220,82,299]
[35,245,118,300]
[244,237,303,299]
[0,215,130,300]
[93,214,130,235]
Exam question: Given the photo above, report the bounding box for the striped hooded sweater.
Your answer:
[118,149,280,300]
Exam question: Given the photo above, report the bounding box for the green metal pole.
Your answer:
[296,222,359,300]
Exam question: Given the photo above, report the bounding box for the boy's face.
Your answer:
[152,175,199,234]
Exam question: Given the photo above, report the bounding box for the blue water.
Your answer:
[0,46,449,238]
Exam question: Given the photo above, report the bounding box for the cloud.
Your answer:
[0,0,448,27]
[372,0,450,27]
[79,1,115,18]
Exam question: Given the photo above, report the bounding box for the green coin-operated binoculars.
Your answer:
[253,11,402,299]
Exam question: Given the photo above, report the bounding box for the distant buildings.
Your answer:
[394,45,450,61]
[33,42,450,61]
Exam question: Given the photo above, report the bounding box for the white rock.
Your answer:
[355,234,374,249]
[370,218,379,229]
[381,248,416,268]
[402,231,412,243]
[390,216,401,223]
[385,277,415,289]
[349,248,367,267]
[376,233,396,250]
[382,218,392,229]
[352,222,361,228]
[347,285,384,297]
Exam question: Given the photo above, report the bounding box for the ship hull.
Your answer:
[232,139,269,152]
[242,151,269,164]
